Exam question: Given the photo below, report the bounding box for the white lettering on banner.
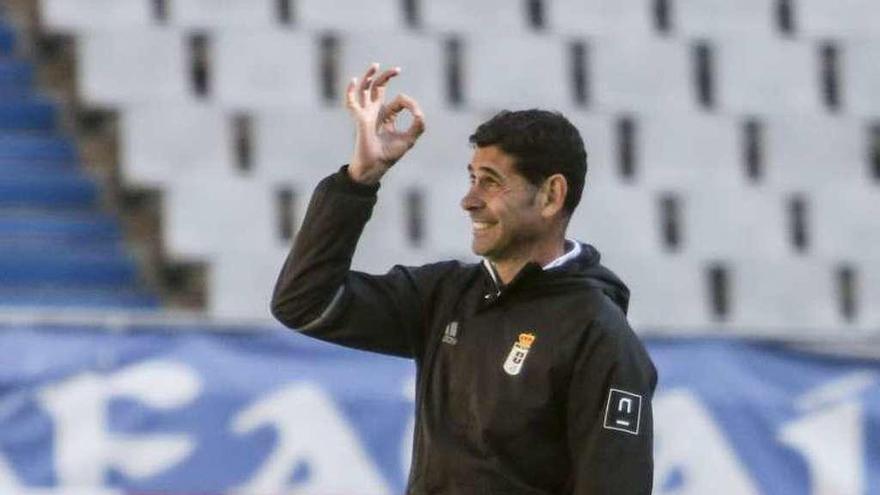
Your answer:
[778,372,876,495]
[36,361,201,485]
[231,382,391,495]
[0,453,22,490]
[400,376,416,478]
[653,389,759,495]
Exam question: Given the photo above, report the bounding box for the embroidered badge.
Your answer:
[503,332,536,376]
[603,388,643,435]
[442,321,459,345]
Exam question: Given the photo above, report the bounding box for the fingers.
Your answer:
[370,67,400,102]
[344,77,358,111]
[384,93,426,139]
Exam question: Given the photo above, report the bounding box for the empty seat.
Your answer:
[77,29,190,107]
[725,258,846,333]
[422,0,531,33]
[569,184,662,257]
[163,176,276,260]
[167,0,276,29]
[600,254,712,331]
[715,37,822,115]
[680,187,790,259]
[860,263,880,331]
[41,0,153,31]
[213,30,320,110]
[591,37,695,113]
[842,40,880,116]
[462,35,570,110]
[812,186,880,262]
[120,104,235,188]
[672,0,776,37]
[296,0,404,32]
[546,0,653,37]
[796,0,880,38]
[638,113,744,187]
[208,248,288,319]
[763,116,866,189]
[338,33,446,110]
[565,113,617,186]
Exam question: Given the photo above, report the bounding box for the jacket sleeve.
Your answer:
[566,302,657,494]
[271,166,456,360]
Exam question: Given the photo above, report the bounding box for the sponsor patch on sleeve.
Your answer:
[603,388,643,435]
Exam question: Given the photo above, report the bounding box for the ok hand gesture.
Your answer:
[345,63,426,185]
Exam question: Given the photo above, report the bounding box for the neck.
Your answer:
[489,236,567,285]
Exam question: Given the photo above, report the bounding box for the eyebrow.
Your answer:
[467,163,504,181]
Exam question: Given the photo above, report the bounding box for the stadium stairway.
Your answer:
[0,15,159,310]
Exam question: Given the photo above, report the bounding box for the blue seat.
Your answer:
[0,134,77,161]
[0,286,160,309]
[0,243,139,286]
[0,60,32,91]
[0,98,57,131]
[0,22,15,56]
[0,175,98,208]
[0,210,122,241]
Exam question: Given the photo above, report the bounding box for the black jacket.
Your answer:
[272,167,657,494]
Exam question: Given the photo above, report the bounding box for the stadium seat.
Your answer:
[0,242,137,286]
[338,33,446,111]
[208,248,287,319]
[715,37,822,115]
[422,0,531,33]
[296,0,404,31]
[796,0,880,38]
[672,0,776,37]
[565,112,617,186]
[40,0,153,31]
[0,134,76,162]
[163,175,277,260]
[591,37,695,113]
[601,254,712,331]
[569,183,662,257]
[638,113,744,187]
[462,34,570,110]
[546,0,653,37]
[725,258,847,333]
[841,40,880,116]
[812,186,880,262]
[167,0,276,29]
[77,29,190,107]
[0,60,34,95]
[0,98,57,131]
[120,103,235,188]
[763,116,866,189]
[0,21,15,55]
[212,30,320,110]
[860,262,880,331]
[679,187,790,259]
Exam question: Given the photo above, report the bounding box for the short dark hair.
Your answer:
[468,109,587,216]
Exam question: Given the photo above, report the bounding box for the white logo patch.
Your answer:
[442,321,459,345]
[603,388,643,435]
[503,333,536,376]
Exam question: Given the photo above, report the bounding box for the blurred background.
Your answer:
[0,0,878,493]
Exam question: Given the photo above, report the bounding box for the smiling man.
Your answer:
[272,64,657,494]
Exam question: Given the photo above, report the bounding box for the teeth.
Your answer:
[473,222,491,231]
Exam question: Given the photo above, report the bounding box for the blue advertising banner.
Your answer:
[0,324,878,494]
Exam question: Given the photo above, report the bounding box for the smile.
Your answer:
[472,222,494,231]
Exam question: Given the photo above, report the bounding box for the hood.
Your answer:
[564,242,631,314]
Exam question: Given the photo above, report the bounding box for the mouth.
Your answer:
[472,221,495,233]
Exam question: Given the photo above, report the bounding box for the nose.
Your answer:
[460,186,484,212]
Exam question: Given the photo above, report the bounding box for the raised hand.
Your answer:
[345,63,426,185]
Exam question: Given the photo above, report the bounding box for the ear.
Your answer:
[539,174,568,218]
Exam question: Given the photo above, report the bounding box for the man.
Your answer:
[272,63,657,494]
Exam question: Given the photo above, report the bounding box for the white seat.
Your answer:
[339,33,446,111]
[422,0,531,33]
[796,0,880,38]
[860,262,880,331]
[167,0,276,29]
[638,113,744,187]
[213,30,320,110]
[163,175,277,261]
[812,186,880,263]
[715,37,821,115]
[77,29,190,106]
[842,40,880,117]
[725,258,846,334]
[672,0,776,37]
[208,248,288,320]
[599,254,712,332]
[546,0,653,37]
[565,112,617,186]
[119,103,234,188]
[680,187,790,259]
[764,116,866,189]
[463,35,570,110]
[569,184,662,257]
[591,37,695,113]
[41,0,153,31]
[296,0,404,31]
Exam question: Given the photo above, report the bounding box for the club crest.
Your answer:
[503,332,536,376]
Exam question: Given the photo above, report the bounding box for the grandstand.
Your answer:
[1,1,879,493]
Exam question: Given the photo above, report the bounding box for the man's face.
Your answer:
[461,145,547,261]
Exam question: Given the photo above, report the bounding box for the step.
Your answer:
[0,210,122,241]
[0,286,160,309]
[0,60,32,91]
[0,244,139,286]
[0,134,76,161]
[0,98,57,131]
[0,175,98,208]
